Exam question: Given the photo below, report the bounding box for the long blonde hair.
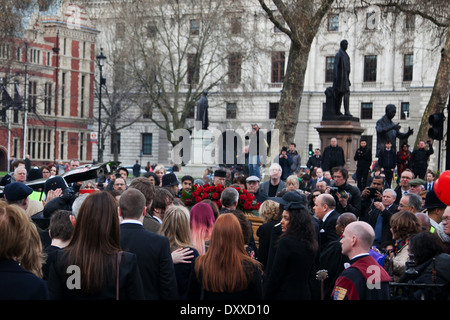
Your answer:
[160,205,192,251]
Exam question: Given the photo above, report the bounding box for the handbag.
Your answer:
[116,251,123,300]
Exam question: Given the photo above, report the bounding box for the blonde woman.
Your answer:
[256,200,281,269]
[285,174,300,192]
[160,205,199,299]
[153,164,166,186]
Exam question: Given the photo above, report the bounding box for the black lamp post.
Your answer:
[96,48,106,163]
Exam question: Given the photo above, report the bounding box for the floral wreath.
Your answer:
[180,184,261,213]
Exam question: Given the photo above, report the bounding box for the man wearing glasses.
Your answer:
[330,166,361,218]
[393,169,414,205]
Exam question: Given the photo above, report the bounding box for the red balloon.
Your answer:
[434,171,450,205]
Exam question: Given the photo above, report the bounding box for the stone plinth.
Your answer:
[315,120,365,173]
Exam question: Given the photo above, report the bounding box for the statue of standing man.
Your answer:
[376,104,414,157]
[196,90,209,130]
[333,40,352,117]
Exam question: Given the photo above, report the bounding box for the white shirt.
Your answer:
[120,219,143,226]
[321,209,334,223]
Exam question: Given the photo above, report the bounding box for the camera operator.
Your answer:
[360,175,384,219]
[330,167,361,217]
[360,188,398,249]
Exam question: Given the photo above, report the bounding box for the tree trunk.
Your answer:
[275,41,311,147]
[415,25,450,148]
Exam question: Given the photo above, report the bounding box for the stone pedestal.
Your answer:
[315,120,365,173]
[182,126,218,179]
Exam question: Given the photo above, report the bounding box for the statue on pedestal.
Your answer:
[333,40,351,117]
[323,40,357,121]
[196,90,209,130]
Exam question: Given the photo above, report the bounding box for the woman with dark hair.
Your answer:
[187,213,263,300]
[263,202,319,299]
[143,171,160,186]
[398,232,450,299]
[385,210,421,282]
[47,191,144,299]
[396,143,411,182]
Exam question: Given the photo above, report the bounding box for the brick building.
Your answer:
[0,1,98,171]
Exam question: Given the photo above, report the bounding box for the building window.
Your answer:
[116,23,125,39]
[405,14,415,30]
[230,16,242,35]
[44,82,52,115]
[187,53,199,85]
[60,131,65,160]
[61,72,66,116]
[325,56,335,82]
[79,132,84,161]
[361,102,373,119]
[143,103,152,119]
[16,47,21,61]
[401,102,409,120]
[147,21,157,37]
[271,51,285,83]
[190,19,200,35]
[110,133,121,155]
[364,55,377,82]
[80,75,85,117]
[13,109,19,123]
[28,81,37,113]
[142,133,153,155]
[28,128,52,160]
[228,52,242,85]
[269,102,279,119]
[44,129,51,159]
[403,54,413,82]
[328,14,339,31]
[226,103,237,119]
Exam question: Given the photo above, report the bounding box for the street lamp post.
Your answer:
[96,48,106,163]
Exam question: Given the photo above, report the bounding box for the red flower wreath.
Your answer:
[180,184,261,213]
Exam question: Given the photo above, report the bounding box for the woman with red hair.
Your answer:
[188,213,263,299]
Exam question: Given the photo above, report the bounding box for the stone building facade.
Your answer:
[89,1,444,175]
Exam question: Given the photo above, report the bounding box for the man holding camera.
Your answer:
[330,167,361,217]
[359,175,384,221]
[411,140,434,180]
[360,188,398,249]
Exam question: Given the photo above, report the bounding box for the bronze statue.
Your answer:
[196,90,209,130]
[333,40,351,117]
[376,104,413,157]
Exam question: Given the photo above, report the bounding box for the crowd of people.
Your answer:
[1,133,450,301]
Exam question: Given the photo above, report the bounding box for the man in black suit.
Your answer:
[314,194,340,252]
[360,188,398,249]
[118,188,178,300]
[424,170,435,192]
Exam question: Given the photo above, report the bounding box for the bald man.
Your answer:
[319,212,357,299]
[332,221,391,300]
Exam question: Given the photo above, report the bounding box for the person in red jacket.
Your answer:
[332,221,391,300]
